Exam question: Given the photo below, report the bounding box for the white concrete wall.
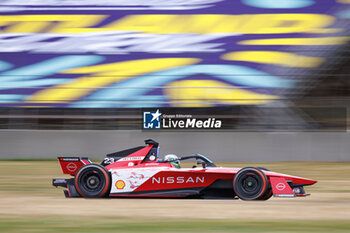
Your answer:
[0,130,349,161]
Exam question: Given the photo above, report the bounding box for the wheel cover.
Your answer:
[241,174,259,193]
[81,171,103,192]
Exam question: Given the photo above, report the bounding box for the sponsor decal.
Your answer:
[152,176,205,184]
[66,162,77,172]
[293,187,302,194]
[53,179,66,183]
[115,180,126,189]
[274,194,295,197]
[61,158,80,161]
[119,156,144,161]
[276,182,286,191]
[128,162,134,166]
[149,155,156,161]
[145,163,159,166]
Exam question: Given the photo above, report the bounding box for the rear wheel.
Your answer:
[233,167,269,200]
[74,164,111,198]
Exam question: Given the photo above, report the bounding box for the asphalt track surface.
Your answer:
[0,193,350,221]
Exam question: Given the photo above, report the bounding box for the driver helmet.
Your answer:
[164,154,180,168]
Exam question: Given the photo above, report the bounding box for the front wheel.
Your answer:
[259,189,273,200]
[233,167,269,200]
[74,164,111,198]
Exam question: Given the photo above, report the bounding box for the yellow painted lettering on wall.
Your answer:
[0,14,336,34]
[48,15,107,33]
[337,0,350,4]
[26,58,200,104]
[5,21,50,33]
[222,51,324,68]
[165,80,278,107]
[0,15,106,33]
[107,14,336,34]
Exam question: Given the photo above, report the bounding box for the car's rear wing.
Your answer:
[57,157,91,175]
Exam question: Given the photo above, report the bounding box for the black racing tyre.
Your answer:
[74,164,111,198]
[259,189,273,200]
[233,167,268,200]
[256,167,272,200]
[257,167,270,171]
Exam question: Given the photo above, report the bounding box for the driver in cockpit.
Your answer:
[164,154,181,168]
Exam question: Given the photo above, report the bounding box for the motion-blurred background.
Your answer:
[0,0,350,160]
[1,1,350,233]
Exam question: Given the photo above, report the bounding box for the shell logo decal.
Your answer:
[115,180,125,189]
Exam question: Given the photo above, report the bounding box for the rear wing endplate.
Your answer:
[58,157,91,175]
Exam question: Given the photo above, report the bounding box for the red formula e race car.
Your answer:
[53,139,316,200]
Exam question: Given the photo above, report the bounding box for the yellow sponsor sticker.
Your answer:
[115,180,125,189]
